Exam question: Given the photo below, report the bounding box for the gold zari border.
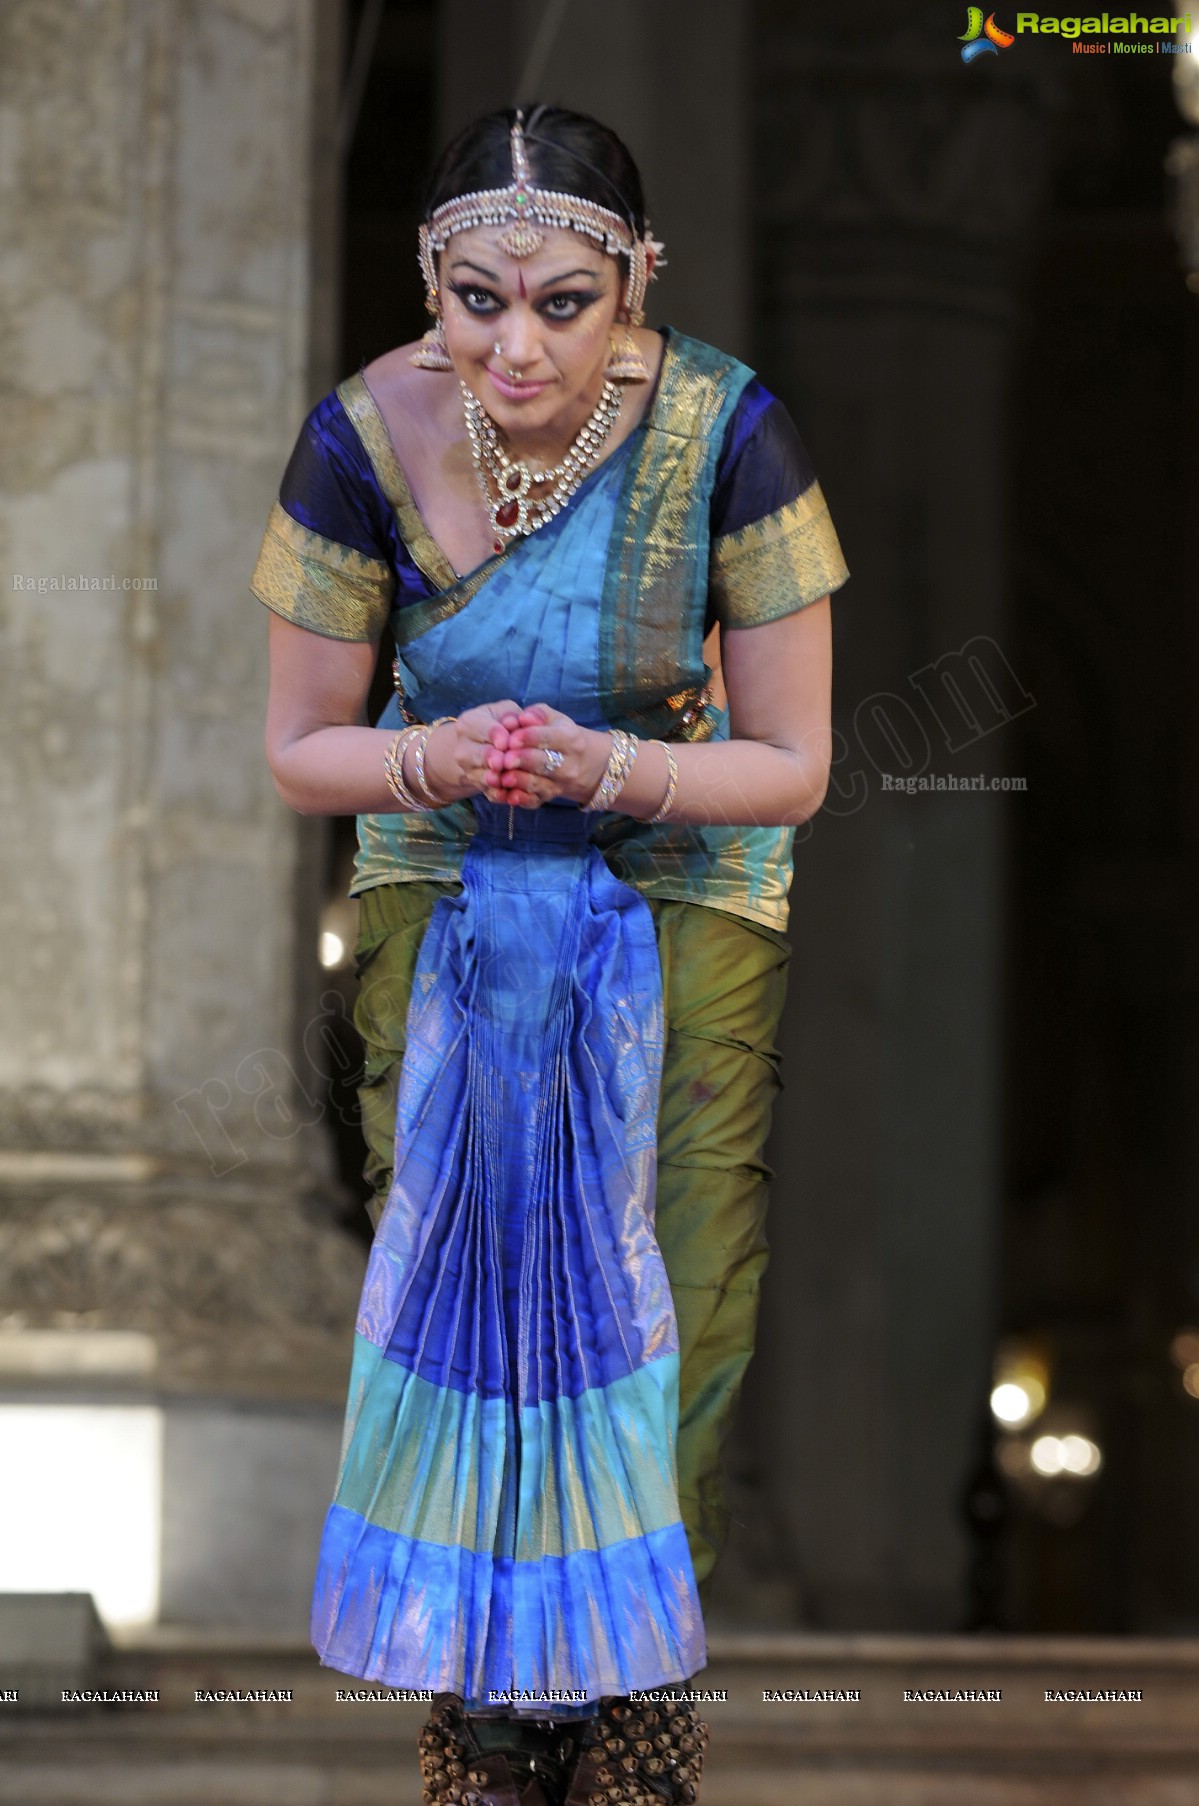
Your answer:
[337,374,459,595]
[599,335,747,726]
[337,372,514,643]
[250,501,394,642]
[708,482,849,630]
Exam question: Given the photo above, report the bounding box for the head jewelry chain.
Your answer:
[419,110,661,327]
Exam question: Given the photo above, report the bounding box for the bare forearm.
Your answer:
[609,731,830,828]
[268,715,829,829]
[267,703,526,815]
[494,711,831,827]
[269,725,409,815]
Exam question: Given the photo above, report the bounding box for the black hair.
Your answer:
[423,103,647,238]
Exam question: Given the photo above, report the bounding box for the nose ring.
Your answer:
[493,340,523,382]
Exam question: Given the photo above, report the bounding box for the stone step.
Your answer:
[0,1630,1196,1805]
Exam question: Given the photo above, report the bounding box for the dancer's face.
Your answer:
[440,225,622,442]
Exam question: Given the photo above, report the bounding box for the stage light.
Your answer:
[318,894,357,972]
[991,1380,1040,1427]
[990,1341,1048,1428]
[0,1405,162,1627]
[1170,1329,1199,1370]
[1058,1433,1102,1476]
[1030,1431,1102,1480]
[319,929,346,969]
[1030,1435,1065,1476]
[1183,1362,1199,1399]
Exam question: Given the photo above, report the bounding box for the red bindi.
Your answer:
[517,271,527,298]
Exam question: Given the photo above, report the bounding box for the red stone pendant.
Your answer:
[505,469,523,491]
[493,539,503,554]
[495,499,520,530]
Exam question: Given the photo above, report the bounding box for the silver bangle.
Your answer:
[646,741,679,823]
[383,725,431,812]
[411,716,456,807]
[582,729,638,812]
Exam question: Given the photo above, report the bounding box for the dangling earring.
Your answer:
[410,313,453,370]
[608,238,653,382]
[410,289,453,371]
[606,320,649,383]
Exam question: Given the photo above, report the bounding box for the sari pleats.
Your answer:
[311,804,705,1712]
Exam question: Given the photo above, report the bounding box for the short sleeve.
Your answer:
[250,391,396,642]
[707,380,849,631]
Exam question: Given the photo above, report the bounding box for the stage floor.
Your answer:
[2,1626,1197,1804]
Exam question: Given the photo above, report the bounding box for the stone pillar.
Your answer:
[0,0,361,1631]
[734,9,1058,1629]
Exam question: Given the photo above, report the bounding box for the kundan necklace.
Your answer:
[461,378,623,554]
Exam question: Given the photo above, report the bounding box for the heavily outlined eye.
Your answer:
[540,292,598,321]
[450,285,500,315]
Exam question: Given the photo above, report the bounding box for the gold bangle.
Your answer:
[383,725,429,811]
[411,716,456,807]
[646,741,678,823]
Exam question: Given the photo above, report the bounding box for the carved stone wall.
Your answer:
[2,0,338,1159]
[0,0,362,1342]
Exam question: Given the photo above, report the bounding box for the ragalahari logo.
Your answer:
[960,8,1016,59]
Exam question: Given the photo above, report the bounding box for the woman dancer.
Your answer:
[255,104,847,1806]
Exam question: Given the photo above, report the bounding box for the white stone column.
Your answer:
[0,0,360,1631]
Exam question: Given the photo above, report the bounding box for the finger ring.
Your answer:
[543,748,564,773]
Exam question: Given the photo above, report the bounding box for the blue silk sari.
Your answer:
[310,439,706,1713]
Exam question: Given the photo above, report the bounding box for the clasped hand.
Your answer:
[421,702,609,811]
